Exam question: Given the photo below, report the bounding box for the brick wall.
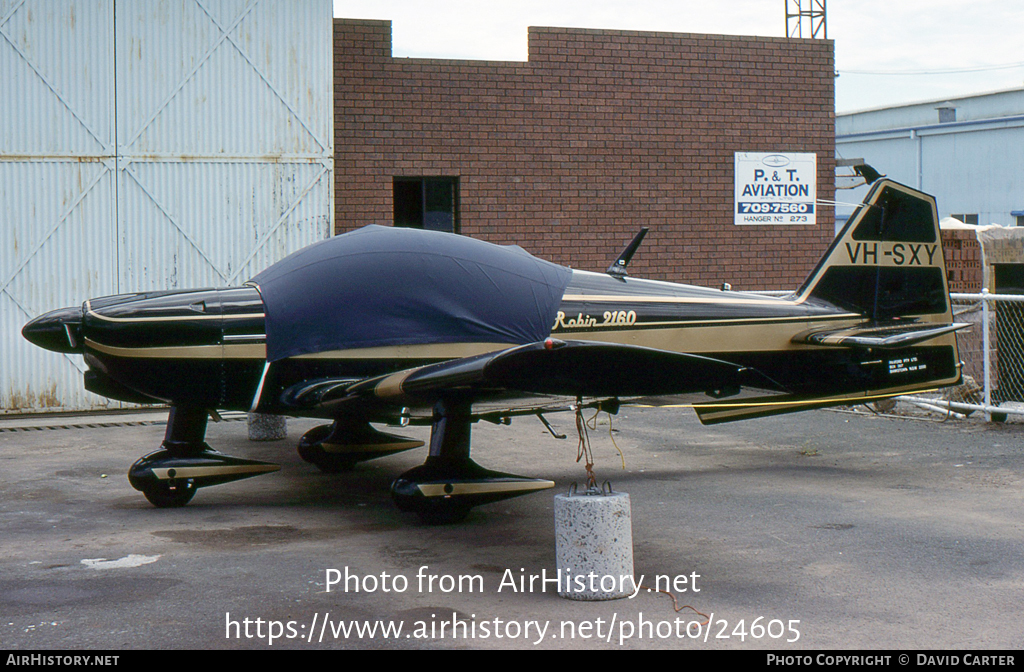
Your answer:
[334,19,835,290]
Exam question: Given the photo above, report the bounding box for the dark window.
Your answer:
[951,213,979,225]
[393,177,459,233]
[994,264,1024,293]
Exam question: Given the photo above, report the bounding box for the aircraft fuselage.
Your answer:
[23,268,957,420]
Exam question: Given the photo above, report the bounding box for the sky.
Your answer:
[333,0,1024,113]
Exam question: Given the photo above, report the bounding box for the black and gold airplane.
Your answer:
[23,179,965,522]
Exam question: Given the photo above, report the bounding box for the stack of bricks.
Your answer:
[940,229,985,387]
[940,229,983,292]
[334,19,836,291]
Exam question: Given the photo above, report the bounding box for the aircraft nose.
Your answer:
[22,306,84,353]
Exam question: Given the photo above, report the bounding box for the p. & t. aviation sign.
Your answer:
[734,153,816,225]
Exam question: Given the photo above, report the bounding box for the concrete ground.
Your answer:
[1,403,1022,650]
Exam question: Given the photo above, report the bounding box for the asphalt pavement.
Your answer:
[1,404,1022,650]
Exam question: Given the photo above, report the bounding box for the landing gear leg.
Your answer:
[128,406,279,508]
[390,398,553,524]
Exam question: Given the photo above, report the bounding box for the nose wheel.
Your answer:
[140,478,197,508]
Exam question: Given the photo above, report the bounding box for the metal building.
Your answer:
[1,0,333,413]
[835,87,1024,229]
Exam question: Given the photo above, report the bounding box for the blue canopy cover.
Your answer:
[250,225,573,362]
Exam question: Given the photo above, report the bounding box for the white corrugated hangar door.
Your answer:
[1,0,333,413]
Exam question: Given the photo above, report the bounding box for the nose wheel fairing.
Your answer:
[128,449,281,507]
[128,407,279,507]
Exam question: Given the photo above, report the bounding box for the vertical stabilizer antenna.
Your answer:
[606,227,649,280]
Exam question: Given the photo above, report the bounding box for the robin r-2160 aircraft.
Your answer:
[23,178,965,522]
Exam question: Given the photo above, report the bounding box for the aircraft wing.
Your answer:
[278,339,777,418]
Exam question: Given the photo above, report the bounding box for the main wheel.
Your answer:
[142,479,197,508]
[297,425,357,473]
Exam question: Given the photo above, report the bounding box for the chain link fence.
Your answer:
[907,292,1024,420]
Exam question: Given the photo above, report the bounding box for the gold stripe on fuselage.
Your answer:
[85,314,871,361]
[560,293,799,306]
[85,303,264,323]
[292,342,517,360]
[551,316,863,353]
[552,312,860,334]
[84,339,266,359]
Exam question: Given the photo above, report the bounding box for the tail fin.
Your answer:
[794,179,950,321]
[693,180,963,425]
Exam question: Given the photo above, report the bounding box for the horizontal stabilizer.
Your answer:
[792,322,969,350]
